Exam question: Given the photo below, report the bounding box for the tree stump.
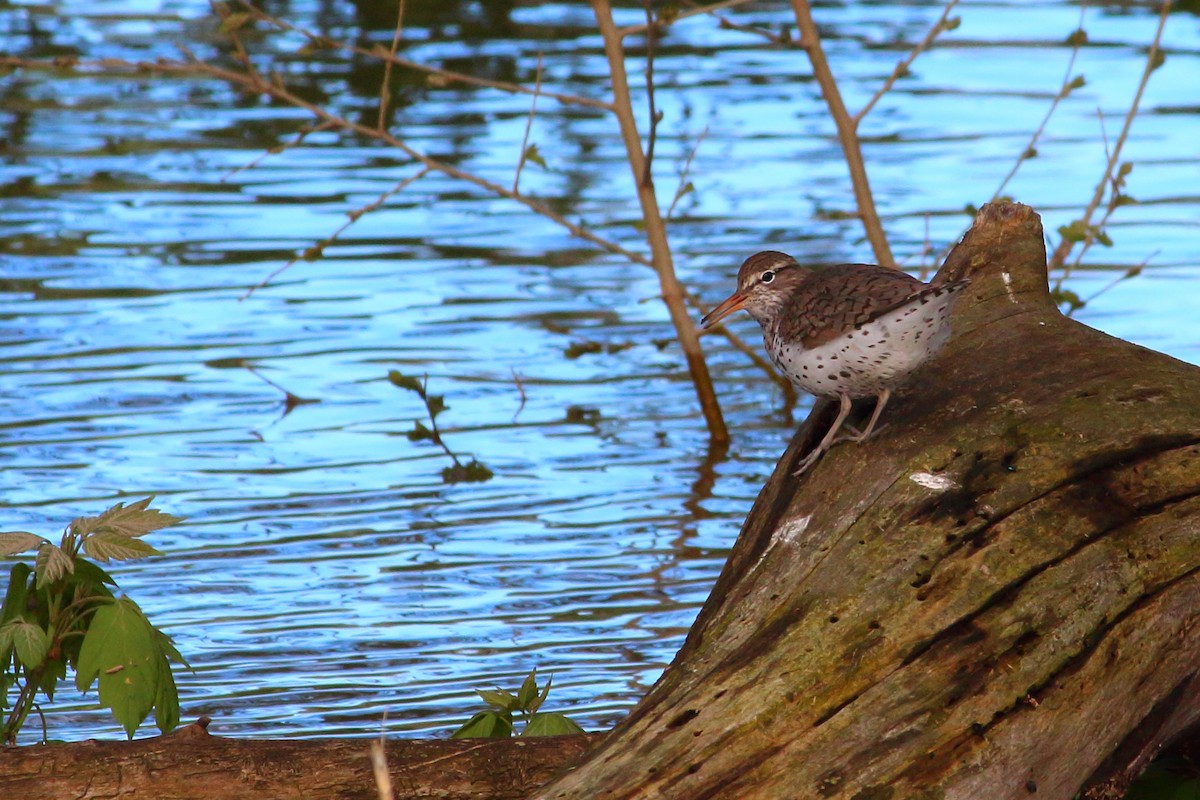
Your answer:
[531,202,1200,799]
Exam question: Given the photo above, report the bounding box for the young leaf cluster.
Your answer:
[451,668,585,739]
[387,370,493,484]
[0,498,187,743]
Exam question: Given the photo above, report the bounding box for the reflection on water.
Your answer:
[0,0,1197,740]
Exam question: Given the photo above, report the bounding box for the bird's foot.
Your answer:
[792,445,828,476]
[834,423,887,445]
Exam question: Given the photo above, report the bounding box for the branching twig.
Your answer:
[513,52,543,195]
[222,120,335,181]
[992,5,1088,202]
[667,126,708,219]
[376,0,408,132]
[620,0,759,39]
[788,0,894,267]
[853,0,960,125]
[1047,0,1171,272]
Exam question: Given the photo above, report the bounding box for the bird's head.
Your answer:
[701,251,804,329]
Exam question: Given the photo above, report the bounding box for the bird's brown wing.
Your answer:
[779,264,931,349]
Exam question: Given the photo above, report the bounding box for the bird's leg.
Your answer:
[835,389,891,444]
[793,392,854,476]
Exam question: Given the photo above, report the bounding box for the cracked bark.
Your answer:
[3,203,1196,800]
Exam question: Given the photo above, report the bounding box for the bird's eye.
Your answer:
[760,270,775,284]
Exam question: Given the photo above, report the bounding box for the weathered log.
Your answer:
[0,717,601,799]
[3,203,1196,799]
[531,202,1200,799]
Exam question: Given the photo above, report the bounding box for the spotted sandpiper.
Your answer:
[702,251,969,474]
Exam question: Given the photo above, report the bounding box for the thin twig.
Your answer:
[667,126,708,219]
[1047,0,1171,272]
[511,369,526,423]
[513,52,543,195]
[640,0,659,188]
[243,166,431,298]
[993,4,1088,202]
[376,0,407,132]
[788,0,894,267]
[853,0,960,125]
[222,120,335,181]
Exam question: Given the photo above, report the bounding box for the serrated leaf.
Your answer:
[451,710,514,738]
[94,497,184,538]
[9,620,50,668]
[70,557,119,589]
[83,531,162,563]
[522,712,585,737]
[218,12,252,34]
[75,598,161,739]
[387,370,425,395]
[523,143,547,170]
[153,648,181,733]
[35,543,75,588]
[476,687,516,711]
[530,672,553,714]
[0,532,43,557]
[517,669,539,711]
[1,563,32,627]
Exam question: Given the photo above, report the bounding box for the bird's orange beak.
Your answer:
[701,290,747,330]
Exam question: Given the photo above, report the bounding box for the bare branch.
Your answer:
[222,120,335,181]
[513,52,544,195]
[1047,0,1171,272]
[853,0,961,125]
[788,0,894,267]
[376,0,408,132]
[667,126,708,219]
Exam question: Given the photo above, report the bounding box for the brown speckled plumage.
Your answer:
[702,250,969,474]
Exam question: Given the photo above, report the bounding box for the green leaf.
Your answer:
[451,710,514,739]
[1,563,32,626]
[1051,287,1085,313]
[476,687,516,711]
[8,620,50,669]
[35,543,75,588]
[671,180,694,206]
[83,531,162,563]
[94,497,184,539]
[442,460,493,484]
[75,598,161,739]
[530,672,553,715]
[1117,162,1134,179]
[1095,230,1113,247]
[153,654,181,734]
[522,712,585,737]
[523,143,547,170]
[70,557,120,589]
[942,16,961,31]
[426,395,447,419]
[1114,194,1138,207]
[1022,147,1038,160]
[218,12,252,34]
[1057,220,1089,243]
[407,420,436,442]
[1149,50,1166,71]
[0,532,43,557]
[1064,28,1088,47]
[517,669,539,711]
[387,370,425,395]
[1066,74,1086,92]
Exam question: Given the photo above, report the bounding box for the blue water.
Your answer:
[1,0,1196,741]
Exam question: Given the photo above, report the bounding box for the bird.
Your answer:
[701,251,969,475]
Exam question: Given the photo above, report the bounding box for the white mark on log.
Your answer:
[753,515,812,573]
[775,515,811,545]
[910,472,958,491]
[1001,271,1017,304]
